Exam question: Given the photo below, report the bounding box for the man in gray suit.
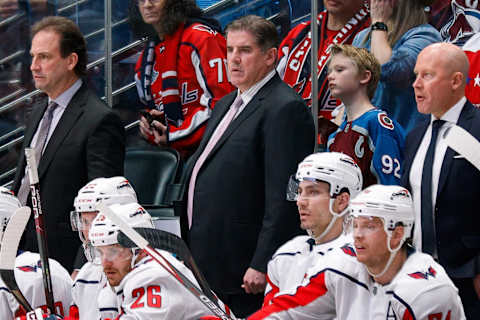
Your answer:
[12,16,125,272]
[178,15,315,317]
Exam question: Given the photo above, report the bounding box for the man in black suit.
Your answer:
[402,42,480,317]
[12,16,125,272]
[179,15,315,317]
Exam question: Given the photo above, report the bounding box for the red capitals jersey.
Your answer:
[135,23,235,156]
[463,33,480,106]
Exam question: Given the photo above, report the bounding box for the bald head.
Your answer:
[413,42,470,118]
[419,43,469,84]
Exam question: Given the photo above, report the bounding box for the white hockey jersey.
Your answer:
[249,246,465,320]
[0,251,72,318]
[72,261,118,320]
[264,234,351,306]
[97,284,120,320]
[111,250,212,319]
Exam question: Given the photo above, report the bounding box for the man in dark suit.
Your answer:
[12,16,125,272]
[402,42,480,317]
[177,15,315,317]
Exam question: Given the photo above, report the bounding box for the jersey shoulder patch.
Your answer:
[340,244,357,257]
[377,112,395,130]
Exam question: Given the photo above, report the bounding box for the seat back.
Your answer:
[124,147,181,205]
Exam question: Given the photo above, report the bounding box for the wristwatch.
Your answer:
[371,22,388,32]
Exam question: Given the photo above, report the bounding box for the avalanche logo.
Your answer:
[378,113,394,130]
[341,244,357,257]
[408,266,437,280]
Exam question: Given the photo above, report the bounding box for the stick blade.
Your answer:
[0,207,31,270]
[443,125,480,171]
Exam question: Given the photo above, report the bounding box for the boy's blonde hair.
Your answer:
[329,44,380,100]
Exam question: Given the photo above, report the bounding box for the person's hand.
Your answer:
[241,268,266,294]
[0,0,19,19]
[370,0,395,23]
[474,274,480,299]
[139,109,167,145]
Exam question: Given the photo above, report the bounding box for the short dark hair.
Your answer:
[129,0,204,39]
[31,16,87,77]
[225,15,278,52]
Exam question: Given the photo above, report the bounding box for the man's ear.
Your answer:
[265,47,278,68]
[335,192,350,213]
[67,52,78,71]
[390,225,405,249]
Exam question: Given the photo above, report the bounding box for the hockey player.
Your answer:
[89,202,222,319]
[70,177,138,320]
[0,187,73,319]
[247,185,466,319]
[263,152,362,306]
[326,44,405,187]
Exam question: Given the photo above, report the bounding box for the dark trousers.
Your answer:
[452,277,480,319]
[217,291,263,318]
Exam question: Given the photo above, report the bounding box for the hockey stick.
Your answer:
[442,125,480,171]
[117,227,217,303]
[0,207,33,313]
[25,148,55,314]
[98,203,233,320]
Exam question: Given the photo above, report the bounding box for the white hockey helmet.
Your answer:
[0,187,21,241]
[287,152,363,201]
[89,202,154,248]
[71,177,137,239]
[350,184,414,241]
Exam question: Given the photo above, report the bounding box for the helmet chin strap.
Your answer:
[308,198,349,243]
[366,234,404,278]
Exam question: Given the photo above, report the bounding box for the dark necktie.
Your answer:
[420,119,445,257]
[18,102,58,205]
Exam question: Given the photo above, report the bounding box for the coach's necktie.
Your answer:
[187,95,243,228]
[420,119,445,257]
[17,102,58,205]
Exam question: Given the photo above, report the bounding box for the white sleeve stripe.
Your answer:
[169,107,211,141]
[162,89,180,97]
[162,71,177,78]
[190,47,213,108]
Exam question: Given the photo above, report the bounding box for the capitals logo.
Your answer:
[408,266,437,280]
[341,244,357,257]
[390,189,410,201]
[17,260,42,273]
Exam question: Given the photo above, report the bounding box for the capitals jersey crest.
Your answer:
[463,32,480,106]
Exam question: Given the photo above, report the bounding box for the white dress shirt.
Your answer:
[409,96,466,252]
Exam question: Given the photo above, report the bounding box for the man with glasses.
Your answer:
[248,185,465,319]
[263,152,362,306]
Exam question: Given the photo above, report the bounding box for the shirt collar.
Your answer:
[430,96,466,125]
[49,79,83,109]
[238,69,276,107]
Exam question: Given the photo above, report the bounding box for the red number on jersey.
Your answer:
[428,310,451,320]
[131,285,162,309]
[131,287,145,309]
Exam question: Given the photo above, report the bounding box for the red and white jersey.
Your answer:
[249,246,465,320]
[72,262,116,320]
[0,251,72,318]
[112,251,212,319]
[135,22,235,156]
[463,32,480,106]
[264,233,351,307]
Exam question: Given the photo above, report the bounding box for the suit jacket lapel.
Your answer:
[402,119,429,190]
[206,75,278,160]
[37,85,86,178]
[437,101,475,198]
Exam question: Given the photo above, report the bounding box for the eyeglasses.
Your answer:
[136,0,162,5]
